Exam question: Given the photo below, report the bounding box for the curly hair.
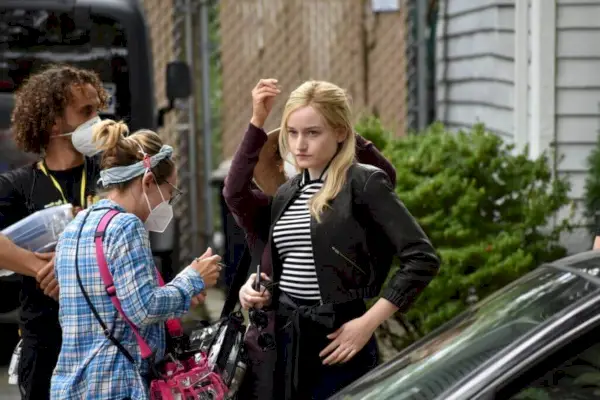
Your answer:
[11,64,110,154]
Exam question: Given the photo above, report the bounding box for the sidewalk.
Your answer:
[181,287,227,326]
[0,366,19,399]
[202,288,227,321]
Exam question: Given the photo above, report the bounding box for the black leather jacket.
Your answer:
[269,163,440,311]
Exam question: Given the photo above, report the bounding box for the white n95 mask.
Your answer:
[143,184,174,233]
[144,200,174,233]
[66,116,102,157]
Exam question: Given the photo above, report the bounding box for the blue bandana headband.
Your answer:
[98,144,173,186]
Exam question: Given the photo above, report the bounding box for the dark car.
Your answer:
[332,250,600,400]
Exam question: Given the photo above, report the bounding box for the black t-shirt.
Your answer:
[0,156,100,340]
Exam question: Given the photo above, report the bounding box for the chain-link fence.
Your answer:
[218,0,410,159]
[140,0,192,267]
[405,0,418,132]
[171,0,223,265]
[140,0,211,266]
[171,0,195,265]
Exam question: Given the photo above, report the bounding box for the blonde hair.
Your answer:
[92,119,175,190]
[278,80,356,222]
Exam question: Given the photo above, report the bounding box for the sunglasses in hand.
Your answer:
[248,279,279,352]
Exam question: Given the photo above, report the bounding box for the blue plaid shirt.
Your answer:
[51,200,205,400]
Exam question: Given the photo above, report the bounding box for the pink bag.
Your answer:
[149,352,228,399]
[93,209,228,399]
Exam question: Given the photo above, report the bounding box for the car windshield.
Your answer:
[334,265,600,400]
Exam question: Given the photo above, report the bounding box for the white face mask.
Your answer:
[63,116,102,156]
[143,181,174,233]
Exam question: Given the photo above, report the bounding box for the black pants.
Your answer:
[18,335,61,400]
[274,293,379,400]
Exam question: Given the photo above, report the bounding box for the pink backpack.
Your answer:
[76,208,228,399]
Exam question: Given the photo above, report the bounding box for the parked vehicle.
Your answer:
[0,0,191,364]
[332,250,600,400]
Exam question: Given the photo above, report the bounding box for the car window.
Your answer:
[495,327,600,400]
[510,340,600,400]
[332,266,600,400]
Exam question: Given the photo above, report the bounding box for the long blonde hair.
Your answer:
[278,80,356,222]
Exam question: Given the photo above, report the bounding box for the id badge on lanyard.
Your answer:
[38,160,88,209]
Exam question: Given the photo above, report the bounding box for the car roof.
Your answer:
[546,250,600,285]
[443,253,600,399]
[549,250,600,270]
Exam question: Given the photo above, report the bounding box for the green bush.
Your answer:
[584,134,600,234]
[354,116,392,151]
[355,120,574,349]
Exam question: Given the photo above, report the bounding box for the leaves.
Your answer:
[354,116,392,151]
[356,120,573,347]
[584,132,600,233]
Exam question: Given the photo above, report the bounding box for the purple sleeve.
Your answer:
[222,124,272,237]
[355,134,397,186]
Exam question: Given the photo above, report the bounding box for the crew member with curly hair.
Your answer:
[0,64,108,400]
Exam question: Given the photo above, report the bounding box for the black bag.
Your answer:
[186,245,257,398]
[237,240,278,400]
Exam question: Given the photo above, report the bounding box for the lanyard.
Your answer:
[38,160,87,208]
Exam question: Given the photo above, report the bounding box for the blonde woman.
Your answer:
[228,79,440,400]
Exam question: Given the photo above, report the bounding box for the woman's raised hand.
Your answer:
[189,247,222,288]
[250,78,280,128]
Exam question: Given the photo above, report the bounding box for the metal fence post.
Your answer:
[184,0,200,257]
[172,0,195,264]
[199,0,214,250]
[416,0,428,131]
[405,0,417,132]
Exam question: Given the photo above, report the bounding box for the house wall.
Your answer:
[554,0,600,252]
[436,0,516,142]
[437,0,600,253]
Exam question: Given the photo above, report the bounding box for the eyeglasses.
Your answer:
[166,181,184,205]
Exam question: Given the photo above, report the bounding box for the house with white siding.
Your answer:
[436,0,600,253]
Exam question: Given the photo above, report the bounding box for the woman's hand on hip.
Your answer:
[319,316,374,365]
[239,273,272,309]
[250,78,280,128]
[189,247,222,288]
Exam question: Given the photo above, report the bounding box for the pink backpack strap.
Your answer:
[95,210,185,360]
[95,210,154,359]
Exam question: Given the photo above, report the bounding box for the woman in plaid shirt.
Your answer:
[50,120,221,399]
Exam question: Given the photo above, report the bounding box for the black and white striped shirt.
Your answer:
[273,179,323,301]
